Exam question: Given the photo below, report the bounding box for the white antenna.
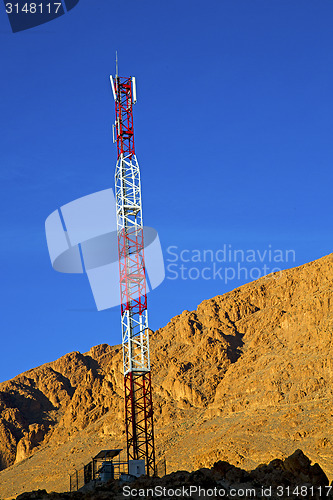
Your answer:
[132,77,137,104]
[115,51,118,78]
[110,76,116,101]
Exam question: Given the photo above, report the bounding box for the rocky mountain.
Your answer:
[0,253,332,499]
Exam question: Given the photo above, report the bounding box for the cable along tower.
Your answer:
[110,69,156,477]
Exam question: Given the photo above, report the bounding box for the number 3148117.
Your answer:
[5,3,62,14]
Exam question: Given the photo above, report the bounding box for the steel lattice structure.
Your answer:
[110,72,156,477]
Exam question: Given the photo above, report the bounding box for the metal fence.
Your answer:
[70,455,128,491]
[69,467,85,492]
[155,457,167,477]
[70,455,167,491]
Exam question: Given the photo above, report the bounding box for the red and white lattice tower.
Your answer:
[110,69,156,476]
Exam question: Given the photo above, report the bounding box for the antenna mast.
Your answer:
[110,65,156,476]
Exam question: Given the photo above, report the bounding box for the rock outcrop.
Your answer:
[0,253,332,498]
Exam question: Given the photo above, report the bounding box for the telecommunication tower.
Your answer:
[110,65,156,476]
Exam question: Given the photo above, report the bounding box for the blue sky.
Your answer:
[0,0,332,382]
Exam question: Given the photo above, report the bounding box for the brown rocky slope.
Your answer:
[13,450,333,500]
[0,253,332,498]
